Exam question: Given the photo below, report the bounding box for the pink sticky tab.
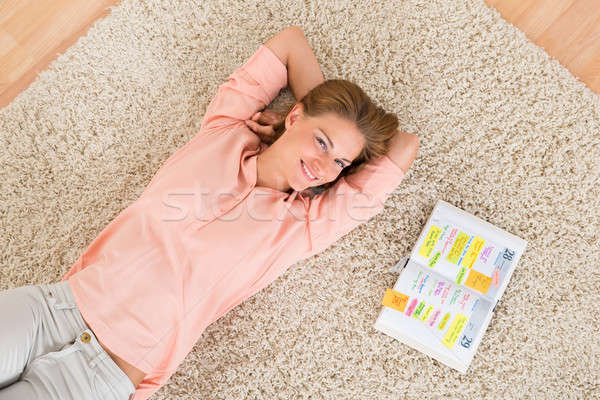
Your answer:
[492,269,500,287]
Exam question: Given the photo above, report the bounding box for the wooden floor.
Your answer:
[1,0,600,111]
[0,0,120,110]
[486,0,600,91]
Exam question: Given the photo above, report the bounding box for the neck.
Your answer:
[256,145,292,193]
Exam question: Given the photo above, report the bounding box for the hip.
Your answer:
[79,313,147,389]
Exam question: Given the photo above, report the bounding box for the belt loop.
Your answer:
[54,303,77,310]
[89,351,107,368]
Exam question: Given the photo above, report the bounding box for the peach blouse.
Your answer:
[61,44,405,399]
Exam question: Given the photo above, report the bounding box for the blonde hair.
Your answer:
[261,79,399,196]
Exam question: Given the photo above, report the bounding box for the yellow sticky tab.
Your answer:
[438,312,450,330]
[421,305,433,322]
[464,269,493,294]
[419,225,442,258]
[442,313,468,348]
[381,288,409,313]
[462,236,485,268]
[446,231,469,264]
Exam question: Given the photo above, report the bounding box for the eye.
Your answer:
[316,136,345,168]
[316,137,327,150]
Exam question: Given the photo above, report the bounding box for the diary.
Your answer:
[373,199,527,373]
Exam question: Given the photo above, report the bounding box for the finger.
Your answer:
[252,112,261,121]
[245,119,264,133]
[246,119,274,136]
[258,112,271,125]
[263,110,281,123]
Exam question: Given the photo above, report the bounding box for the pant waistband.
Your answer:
[43,280,77,306]
[43,280,136,397]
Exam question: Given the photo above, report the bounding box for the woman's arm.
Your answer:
[386,130,420,174]
[264,27,419,170]
[299,130,418,255]
[199,44,288,133]
[264,26,325,101]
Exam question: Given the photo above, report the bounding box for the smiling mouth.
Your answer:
[300,159,318,181]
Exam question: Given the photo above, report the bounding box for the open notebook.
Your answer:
[373,199,527,373]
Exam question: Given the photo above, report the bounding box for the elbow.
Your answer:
[287,26,309,43]
[287,25,304,35]
[407,134,419,173]
[388,131,419,174]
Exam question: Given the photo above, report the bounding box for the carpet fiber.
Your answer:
[1,0,598,398]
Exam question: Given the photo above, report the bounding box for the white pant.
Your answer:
[0,280,136,399]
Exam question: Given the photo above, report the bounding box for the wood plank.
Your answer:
[536,0,600,65]
[0,0,118,110]
[511,0,577,41]
[2,0,600,110]
[485,0,600,94]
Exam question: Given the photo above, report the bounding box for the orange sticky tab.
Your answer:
[381,288,409,313]
[464,269,493,294]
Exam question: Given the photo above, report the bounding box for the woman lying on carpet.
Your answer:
[0,26,418,400]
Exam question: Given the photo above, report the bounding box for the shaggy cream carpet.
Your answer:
[1,0,598,398]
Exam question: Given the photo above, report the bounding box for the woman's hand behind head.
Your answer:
[245,110,285,144]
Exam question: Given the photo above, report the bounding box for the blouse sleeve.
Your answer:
[243,154,406,299]
[302,154,406,256]
[200,44,288,134]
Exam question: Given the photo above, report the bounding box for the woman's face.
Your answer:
[275,103,366,192]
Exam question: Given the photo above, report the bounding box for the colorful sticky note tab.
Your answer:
[456,267,468,285]
[412,301,426,319]
[428,308,442,327]
[492,268,500,287]
[442,313,468,349]
[421,305,433,322]
[405,298,418,316]
[428,251,441,268]
[464,269,493,294]
[446,231,469,264]
[381,288,409,313]
[438,312,451,330]
[462,236,485,268]
[419,225,442,258]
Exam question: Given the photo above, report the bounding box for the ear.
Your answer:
[285,103,303,129]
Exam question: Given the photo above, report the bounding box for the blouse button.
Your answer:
[80,332,91,343]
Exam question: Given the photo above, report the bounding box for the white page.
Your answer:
[387,260,494,366]
[409,200,527,303]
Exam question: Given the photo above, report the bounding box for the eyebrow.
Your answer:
[318,128,352,164]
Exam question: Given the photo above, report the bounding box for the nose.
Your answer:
[312,157,332,180]
[312,160,324,178]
